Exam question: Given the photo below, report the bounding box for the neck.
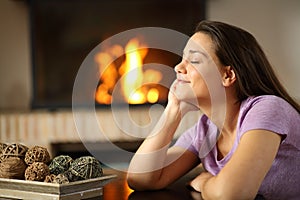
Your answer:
[221,100,240,135]
[199,95,240,136]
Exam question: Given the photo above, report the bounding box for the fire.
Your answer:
[95,45,123,104]
[121,39,148,104]
[147,88,159,103]
[95,38,162,105]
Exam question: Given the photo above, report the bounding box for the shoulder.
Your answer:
[240,95,298,119]
[238,95,300,138]
[241,95,295,111]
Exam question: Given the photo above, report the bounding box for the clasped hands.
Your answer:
[188,172,214,193]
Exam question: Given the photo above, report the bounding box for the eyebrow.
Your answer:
[183,50,208,58]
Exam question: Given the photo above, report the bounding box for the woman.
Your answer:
[127,20,300,200]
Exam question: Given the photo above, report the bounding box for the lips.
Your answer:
[176,78,190,84]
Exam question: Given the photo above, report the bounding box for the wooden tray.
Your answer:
[0,174,117,200]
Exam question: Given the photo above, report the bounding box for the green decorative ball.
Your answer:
[49,155,73,175]
[67,156,103,182]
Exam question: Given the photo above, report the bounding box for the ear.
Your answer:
[221,66,236,87]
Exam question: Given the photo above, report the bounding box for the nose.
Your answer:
[174,60,187,74]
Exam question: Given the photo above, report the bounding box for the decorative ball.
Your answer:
[24,146,51,165]
[44,174,56,183]
[67,156,103,182]
[0,143,28,163]
[0,157,27,179]
[25,162,50,181]
[0,143,7,155]
[49,155,73,175]
[54,173,69,184]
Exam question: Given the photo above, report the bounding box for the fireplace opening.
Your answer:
[29,0,206,109]
[95,40,179,106]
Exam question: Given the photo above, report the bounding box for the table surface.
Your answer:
[100,167,265,200]
[101,167,204,200]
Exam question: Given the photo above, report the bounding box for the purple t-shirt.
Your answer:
[174,95,300,199]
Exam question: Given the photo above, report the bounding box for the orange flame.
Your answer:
[95,38,162,104]
[121,38,148,104]
[95,45,123,104]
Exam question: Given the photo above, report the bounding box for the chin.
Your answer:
[178,96,199,106]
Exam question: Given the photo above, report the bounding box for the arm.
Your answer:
[127,83,200,190]
[190,129,281,200]
[127,146,200,190]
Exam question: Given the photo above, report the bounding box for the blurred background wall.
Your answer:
[0,0,31,110]
[0,0,299,111]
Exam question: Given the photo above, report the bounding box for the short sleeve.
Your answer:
[173,115,210,156]
[173,124,199,155]
[238,95,299,144]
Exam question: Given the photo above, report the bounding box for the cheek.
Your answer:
[190,70,209,95]
[190,61,223,99]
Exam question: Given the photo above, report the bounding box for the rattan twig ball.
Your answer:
[54,173,69,184]
[0,143,28,163]
[0,143,7,156]
[24,146,51,165]
[0,157,27,179]
[49,155,73,175]
[44,174,56,183]
[67,156,103,182]
[44,173,70,184]
[25,162,50,181]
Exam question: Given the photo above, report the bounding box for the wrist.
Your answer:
[199,173,215,199]
[165,102,182,121]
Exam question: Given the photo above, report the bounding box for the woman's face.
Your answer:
[172,32,224,107]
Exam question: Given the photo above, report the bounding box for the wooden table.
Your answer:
[101,167,203,200]
[101,167,265,200]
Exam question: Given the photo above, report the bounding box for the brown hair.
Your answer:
[195,20,300,113]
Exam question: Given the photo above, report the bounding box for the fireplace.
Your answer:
[94,39,178,105]
[29,0,206,109]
